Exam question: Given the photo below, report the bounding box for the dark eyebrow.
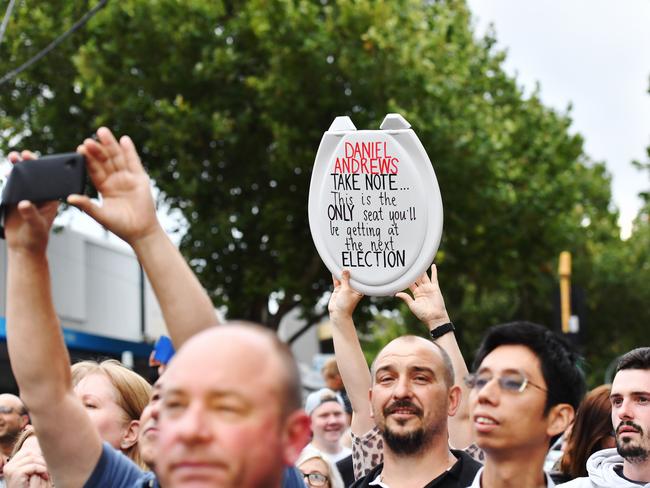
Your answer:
[611,391,650,398]
[375,365,396,378]
[411,366,436,376]
[476,367,526,376]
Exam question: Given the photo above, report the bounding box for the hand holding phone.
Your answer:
[0,152,87,238]
[1,152,86,205]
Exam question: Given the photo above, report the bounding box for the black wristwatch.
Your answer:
[430,322,455,340]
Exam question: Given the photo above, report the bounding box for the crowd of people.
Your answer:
[0,127,648,488]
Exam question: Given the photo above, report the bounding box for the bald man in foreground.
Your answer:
[80,323,312,487]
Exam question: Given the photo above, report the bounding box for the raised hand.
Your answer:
[70,127,160,245]
[4,151,58,255]
[395,264,450,329]
[4,435,53,488]
[328,269,364,323]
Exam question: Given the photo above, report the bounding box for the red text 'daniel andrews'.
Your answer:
[333,141,399,174]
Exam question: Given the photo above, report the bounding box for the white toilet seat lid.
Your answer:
[308,114,443,296]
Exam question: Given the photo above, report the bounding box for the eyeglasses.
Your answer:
[464,371,547,393]
[300,471,329,487]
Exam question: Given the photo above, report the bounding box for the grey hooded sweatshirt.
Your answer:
[558,448,650,488]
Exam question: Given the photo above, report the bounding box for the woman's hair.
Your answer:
[559,384,613,478]
[71,359,151,467]
[296,450,345,488]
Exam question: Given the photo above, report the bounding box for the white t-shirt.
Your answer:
[467,467,555,488]
[302,443,352,464]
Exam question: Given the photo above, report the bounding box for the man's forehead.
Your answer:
[172,328,279,369]
[612,368,650,393]
[375,346,441,372]
[313,400,344,415]
[0,394,20,407]
[163,350,281,396]
[479,345,542,378]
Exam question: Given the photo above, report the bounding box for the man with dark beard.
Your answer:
[559,347,650,487]
[328,267,480,487]
[349,335,480,487]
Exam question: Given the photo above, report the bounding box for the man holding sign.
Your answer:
[328,266,480,487]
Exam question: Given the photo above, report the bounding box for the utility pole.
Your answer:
[559,251,572,333]
[558,251,581,334]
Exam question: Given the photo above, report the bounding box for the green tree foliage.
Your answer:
[574,146,650,384]
[0,0,625,371]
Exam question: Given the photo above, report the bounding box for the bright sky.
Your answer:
[467,0,650,238]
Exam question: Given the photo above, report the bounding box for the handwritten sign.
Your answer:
[309,114,443,296]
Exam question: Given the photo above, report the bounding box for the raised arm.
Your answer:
[70,128,217,347]
[327,270,375,435]
[395,264,473,449]
[4,151,104,487]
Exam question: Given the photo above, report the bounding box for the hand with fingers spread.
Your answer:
[328,269,364,323]
[70,127,160,245]
[73,127,216,347]
[4,151,59,255]
[395,263,450,330]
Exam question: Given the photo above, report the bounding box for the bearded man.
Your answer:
[350,336,480,488]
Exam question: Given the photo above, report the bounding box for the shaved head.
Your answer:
[371,336,454,387]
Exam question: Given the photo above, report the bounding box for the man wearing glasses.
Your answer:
[558,347,650,487]
[0,394,29,459]
[0,393,29,486]
[464,322,585,488]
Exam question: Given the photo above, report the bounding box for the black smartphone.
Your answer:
[1,152,86,205]
[0,152,87,239]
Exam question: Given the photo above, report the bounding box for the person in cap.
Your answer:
[302,388,353,486]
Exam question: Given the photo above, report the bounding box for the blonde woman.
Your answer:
[297,450,345,488]
[71,359,151,468]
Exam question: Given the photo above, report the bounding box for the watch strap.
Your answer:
[430,322,455,340]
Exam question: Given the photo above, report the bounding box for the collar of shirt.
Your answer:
[467,467,555,488]
[368,453,459,488]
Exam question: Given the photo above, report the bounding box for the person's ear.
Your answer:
[19,414,29,430]
[546,403,575,438]
[120,419,141,450]
[447,385,462,417]
[281,411,312,465]
[368,388,375,420]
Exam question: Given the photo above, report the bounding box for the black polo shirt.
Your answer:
[350,449,481,488]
